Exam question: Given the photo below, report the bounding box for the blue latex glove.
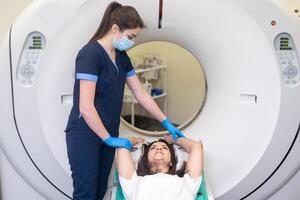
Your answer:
[161,118,185,140]
[103,136,132,151]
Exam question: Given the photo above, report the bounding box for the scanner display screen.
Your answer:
[280,37,292,50]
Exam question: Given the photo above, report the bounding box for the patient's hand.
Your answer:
[164,134,176,144]
[128,137,145,146]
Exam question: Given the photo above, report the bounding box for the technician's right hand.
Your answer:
[103,136,133,151]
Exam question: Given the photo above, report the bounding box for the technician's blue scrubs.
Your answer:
[65,41,135,200]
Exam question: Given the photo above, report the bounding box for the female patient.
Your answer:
[117,135,204,200]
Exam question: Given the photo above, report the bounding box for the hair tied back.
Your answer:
[111,1,122,11]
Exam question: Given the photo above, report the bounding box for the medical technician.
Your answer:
[64,1,185,199]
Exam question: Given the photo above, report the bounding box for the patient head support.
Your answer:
[137,139,186,177]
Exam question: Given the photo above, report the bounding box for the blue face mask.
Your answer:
[113,35,134,51]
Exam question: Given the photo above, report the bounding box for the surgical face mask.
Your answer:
[113,34,134,51]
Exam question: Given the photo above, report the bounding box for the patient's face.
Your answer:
[147,142,171,166]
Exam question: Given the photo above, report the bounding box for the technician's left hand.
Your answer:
[161,118,185,141]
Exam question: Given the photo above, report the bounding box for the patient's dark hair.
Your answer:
[137,139,186,177]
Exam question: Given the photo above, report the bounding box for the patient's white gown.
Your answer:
[119,172,202,200]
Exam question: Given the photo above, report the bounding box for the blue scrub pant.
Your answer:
[66,129,115,200]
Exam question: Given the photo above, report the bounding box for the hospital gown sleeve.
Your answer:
[75,47,102,82]
[119,171,139,200]
[183,173,202,199]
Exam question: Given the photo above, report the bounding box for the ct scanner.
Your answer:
[0,0,300,199]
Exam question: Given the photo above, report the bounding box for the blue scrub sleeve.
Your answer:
[124,52,136,78]
[75,47,101,82]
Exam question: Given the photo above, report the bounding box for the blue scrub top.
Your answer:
[65,41,136,136]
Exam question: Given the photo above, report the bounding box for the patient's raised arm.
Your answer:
[116,137,144,179]
[164,135,203,179]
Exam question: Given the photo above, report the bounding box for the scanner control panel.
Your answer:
[16,32,46,87]
[275,33,300,86]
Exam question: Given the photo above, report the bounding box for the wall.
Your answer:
[0,0,32,42]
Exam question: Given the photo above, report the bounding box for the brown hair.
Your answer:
[89,1,145,43]
[137,139,187,177]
